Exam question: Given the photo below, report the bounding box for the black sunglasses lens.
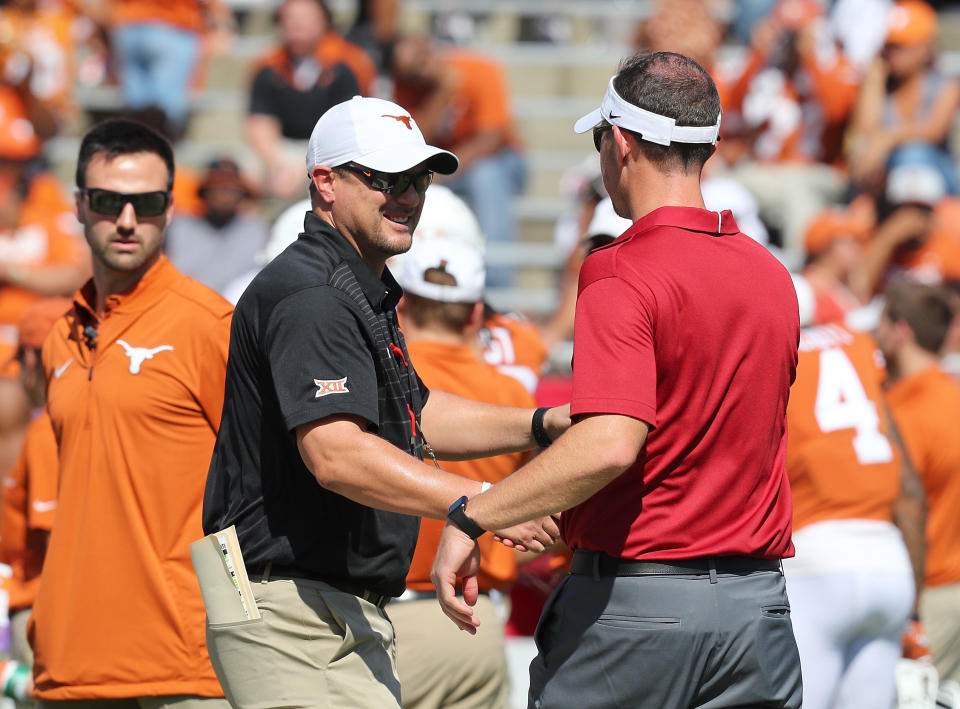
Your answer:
[88,190,168,217]
[132,191,169,216]
[347,165,432,197]
[391,171,433,196]
[593,126,608,152]
[88,190,124,215]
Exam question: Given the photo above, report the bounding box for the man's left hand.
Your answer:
[431,522,482,633]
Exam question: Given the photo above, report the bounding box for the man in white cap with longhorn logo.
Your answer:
[202,96,568,708]
[431,52,804,709]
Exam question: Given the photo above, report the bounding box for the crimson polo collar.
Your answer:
[620,206,741,241]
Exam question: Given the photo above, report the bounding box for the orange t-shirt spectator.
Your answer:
[392,37,527,287]
[801,207,870,325]
[246,0,375,200]
[720,0,860,165]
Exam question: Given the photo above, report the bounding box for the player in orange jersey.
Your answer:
[784,298,926,707]
[393,236,535,709]
[879,280,960,685]
[389,184,549,394]
[0,297,70,673]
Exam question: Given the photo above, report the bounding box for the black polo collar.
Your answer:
[302,212,403,313]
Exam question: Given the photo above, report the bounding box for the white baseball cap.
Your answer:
[397,237,485,303]
[387,185,485,272]
[586,198,632,240]
[306,96,459,175]
[886,162,947,207]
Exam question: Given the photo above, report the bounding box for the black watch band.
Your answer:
[532,407,552,448]
[447,495,486,539]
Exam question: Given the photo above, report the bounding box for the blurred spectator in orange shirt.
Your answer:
[880,281,960,684]
[632,0,724,71]
[392,36,526,287]
[393,235,534,709]
[0,297,70,669]
[109,0,234,138]
[847,1,959,197]
[802,204,871,325]
[0,93,89,480]
[246,0,375,200]
[0,0,75,135]
[852,158,960,300]
[720,0,860,264]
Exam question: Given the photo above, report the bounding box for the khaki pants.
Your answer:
[392,594,508,709]
[206,575,400,709]
[37,696,229,709]
[920,582,960,683]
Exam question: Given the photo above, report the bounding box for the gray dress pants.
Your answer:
[528,566,802,708]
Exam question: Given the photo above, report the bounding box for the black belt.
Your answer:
[249,563,391,609]
[570,550,782,578]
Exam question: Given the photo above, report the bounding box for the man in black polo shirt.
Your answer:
[202,96,567,709]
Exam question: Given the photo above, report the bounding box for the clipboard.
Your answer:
[190,525,261,624]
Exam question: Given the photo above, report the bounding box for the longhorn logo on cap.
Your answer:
[382,114,413,130]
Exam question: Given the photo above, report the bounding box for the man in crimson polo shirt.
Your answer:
[432,52,803,708]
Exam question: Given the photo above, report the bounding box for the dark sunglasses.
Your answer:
[80,188,171,217]
[593,124,614,152]
[340,164,434,197]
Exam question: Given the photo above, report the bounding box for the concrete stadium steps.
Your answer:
[54,0,960,323]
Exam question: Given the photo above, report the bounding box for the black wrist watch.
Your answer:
[447,495,486,539]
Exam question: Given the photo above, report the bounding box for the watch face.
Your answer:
[447,495,484,539]
[448,495,469,515]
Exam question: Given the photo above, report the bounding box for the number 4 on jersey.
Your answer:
[814,348,894,465]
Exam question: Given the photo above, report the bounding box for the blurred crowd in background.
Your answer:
[4,0,960,706]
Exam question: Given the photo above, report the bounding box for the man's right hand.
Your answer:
[492,515,560,553]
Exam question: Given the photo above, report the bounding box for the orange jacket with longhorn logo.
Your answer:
[29,256,232,700]
[787,323,901,532]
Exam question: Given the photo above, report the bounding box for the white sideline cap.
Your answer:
[306,96,459,175]
[387,185,485,273]
[573,77,721,146]
[886,162,947,207]
[397,237,485,303]
[586,198,632,240]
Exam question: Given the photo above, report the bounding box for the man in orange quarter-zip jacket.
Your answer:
[27,119,233,707]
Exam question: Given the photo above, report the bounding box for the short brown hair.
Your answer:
[884,280,955,354]
[612,51,720,172]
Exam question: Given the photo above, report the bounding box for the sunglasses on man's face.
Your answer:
[80,188,171,218]
[340,164,434,197]
[593,124,614,152]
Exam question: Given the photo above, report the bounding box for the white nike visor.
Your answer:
[573,77,721,146]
